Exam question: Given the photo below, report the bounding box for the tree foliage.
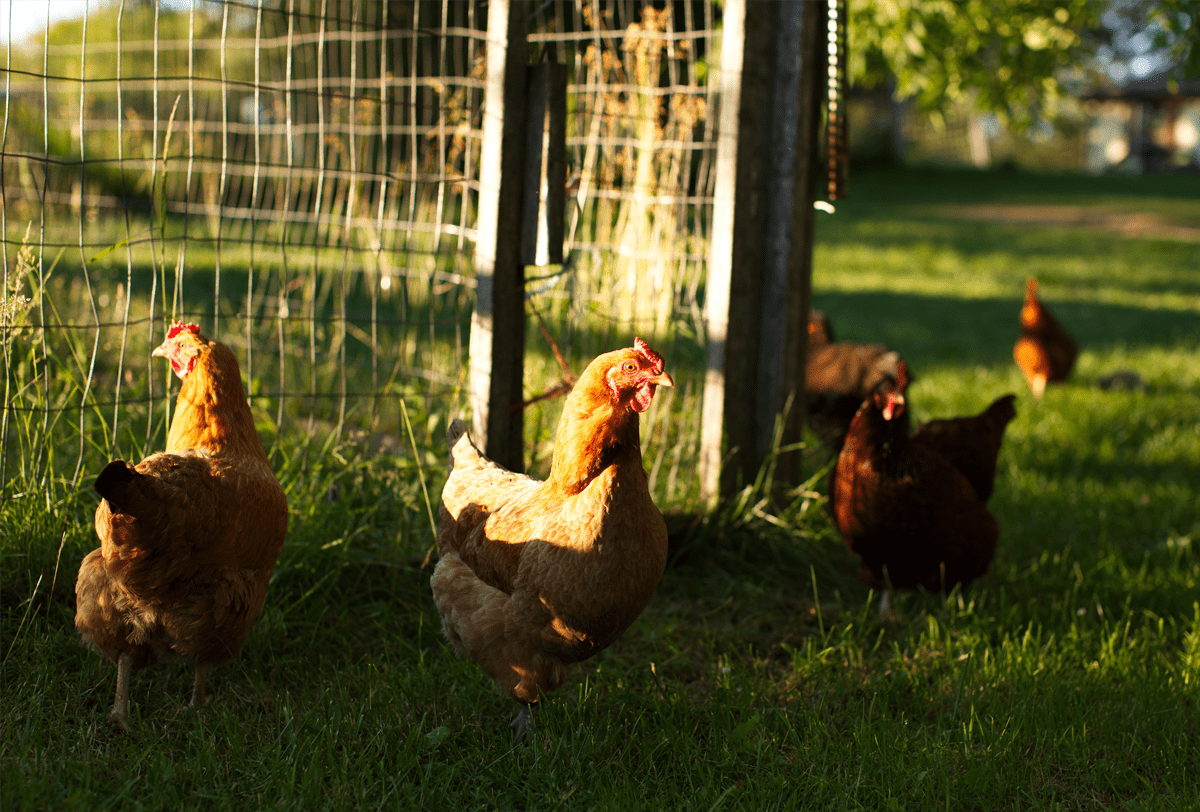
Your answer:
[849,0,1200,124]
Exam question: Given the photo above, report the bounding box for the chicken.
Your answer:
[808,309,835,348]
[75,321,288,730]
[806,337,906,449]
[910,394,1016,504]
[431,338,673,740]
[1014,277,1077,398]
[831,361,998,600]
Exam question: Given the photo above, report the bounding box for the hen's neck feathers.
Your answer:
[546,363,643,496]
[166,341,266,460]
[851,402,912,477]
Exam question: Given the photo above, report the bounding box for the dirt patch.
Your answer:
[938,204,1200,242]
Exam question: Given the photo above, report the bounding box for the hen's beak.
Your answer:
[648,371,674,388]
[151,343,168,359]
[881,393,905,421]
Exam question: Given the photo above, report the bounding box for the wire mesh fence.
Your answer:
[2,0,724,504]
[517,0,719,487]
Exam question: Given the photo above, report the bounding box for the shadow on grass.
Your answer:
[811,290,1200,371]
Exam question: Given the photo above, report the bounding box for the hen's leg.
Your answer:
[877,589,893,621]
[510,703,537,743]
[109,652,133,731]
[190,662,213,708]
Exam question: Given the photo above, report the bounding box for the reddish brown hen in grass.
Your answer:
[832,362,1004,605]
[1014,277,1077,399]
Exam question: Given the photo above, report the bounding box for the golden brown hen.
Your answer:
[832,362,998,601]
[1014,277,1077,399]
[432,338,673,739]
[75,322,288,730]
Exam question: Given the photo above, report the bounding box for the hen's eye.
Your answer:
[624,362,637,373]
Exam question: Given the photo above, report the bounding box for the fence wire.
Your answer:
[2,0,723,504]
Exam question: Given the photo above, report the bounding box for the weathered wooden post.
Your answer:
[469,0,529,472]
[699,0,822,504]
[522,63,566,268]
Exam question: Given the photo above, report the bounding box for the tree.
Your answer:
[849,0,1200,125]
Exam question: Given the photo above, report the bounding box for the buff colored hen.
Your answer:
[75,322,288,730]
[432,338,673,739]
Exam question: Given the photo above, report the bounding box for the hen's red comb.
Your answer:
[633,337,664,374]
[896,360,909,391]
[166,321,200,339]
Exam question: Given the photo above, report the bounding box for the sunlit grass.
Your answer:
[3,167,1200,811]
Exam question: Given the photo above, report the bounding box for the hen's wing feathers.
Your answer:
[438,419,540,592]
[839,442,997,590]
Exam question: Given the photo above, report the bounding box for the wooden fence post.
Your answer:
[469,0,529,472]
[522,62,566,267]
[764,0,823,491]
[698,0,746,505]
[699,0,821,505]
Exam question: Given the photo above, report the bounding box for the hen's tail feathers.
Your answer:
[94,461,141,510]
[95,460,170,528]
[986,394,1018,428]
[447,418,484,470]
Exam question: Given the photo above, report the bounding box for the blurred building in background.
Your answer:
[1082,78,1200,173]
[845,75,1200,176]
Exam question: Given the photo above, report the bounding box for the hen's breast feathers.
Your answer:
[439,444,662,595]
[436,411,667,650]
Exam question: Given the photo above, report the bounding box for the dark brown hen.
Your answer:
[832,362,998,594]
[805,313,907,449]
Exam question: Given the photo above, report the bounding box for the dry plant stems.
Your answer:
[572,2,708,337]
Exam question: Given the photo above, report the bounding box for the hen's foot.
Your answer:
[877,589,894,622]
[189,663,214,709]
[109,653,133,732]
[510,704,536,744]
[108,708,131,732]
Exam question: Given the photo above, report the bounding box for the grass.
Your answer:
[3,166,1200,811]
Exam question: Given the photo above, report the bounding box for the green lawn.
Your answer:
[3,167,1199,811]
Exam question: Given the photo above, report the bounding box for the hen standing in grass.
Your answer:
[1014,277,1077,399]
[805,309,907,450]
[432,338,673,740]
[831,362,1000,597]
[75,322,288,730]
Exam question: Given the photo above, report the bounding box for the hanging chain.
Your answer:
[825,0,847,201]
